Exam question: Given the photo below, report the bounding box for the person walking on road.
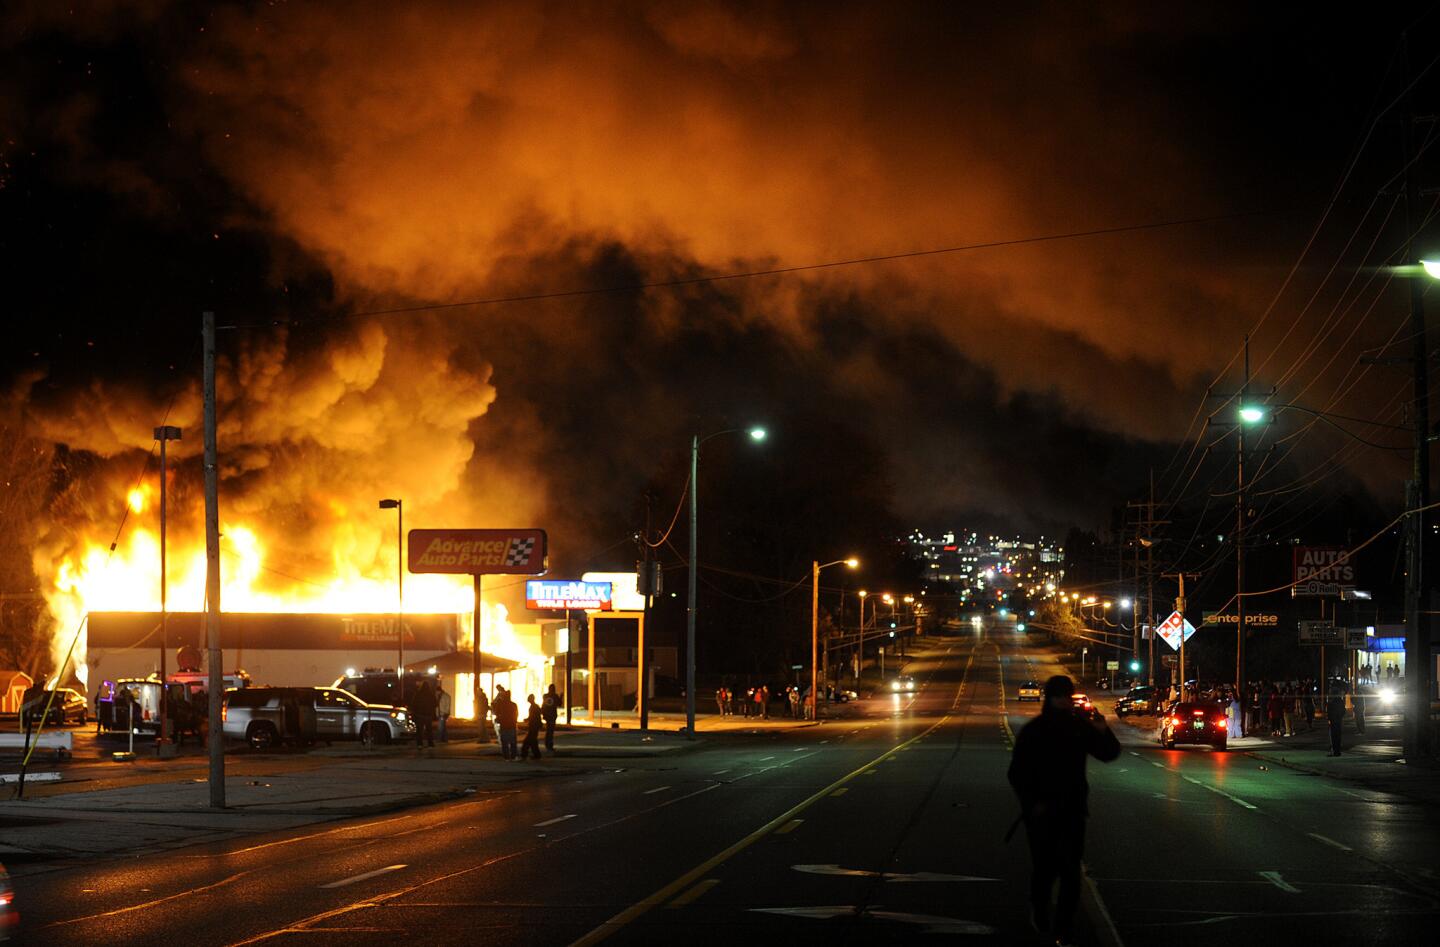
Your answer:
[436,682,452,743]
[494,687,519,760]
[410,680,437,748]
[715,686,727,716]
[542,684,560,753]
[1301,681,1316,732]
[476,688,491,744]
[520,694,543,760]
[1007,675,1120,946]
[1326,682,1346,757]
[1351,684,1366,735]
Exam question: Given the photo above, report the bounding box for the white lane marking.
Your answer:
[319,864,407,889]
[533,814,578,827]
[1179,774,1257,810]
[1129,751,1141,757]
[1259,871,1300,893]
[712,769,731,775]
[749,907,994,935]
[644,785,672,795]
[1308,832,1353,852]
[792,748,808,752]
[792,865,997,882]
[758,756,776,762]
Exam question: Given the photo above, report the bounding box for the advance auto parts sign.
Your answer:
[408,528,549,576]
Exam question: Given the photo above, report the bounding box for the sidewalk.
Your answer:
[0,727,698,872]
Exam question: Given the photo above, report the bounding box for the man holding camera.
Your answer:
[1007,674,1120,946]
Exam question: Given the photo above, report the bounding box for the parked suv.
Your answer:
[1116,685,1163,717]
[222,686,413,749]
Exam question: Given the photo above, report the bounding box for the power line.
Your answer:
[217,210,1269,329]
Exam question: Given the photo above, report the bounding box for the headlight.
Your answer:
[891,681,900,691]
[392,710,408,720]
[1380,688,1397,705]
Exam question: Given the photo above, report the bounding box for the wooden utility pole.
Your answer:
[1128,476,1167,687]
[202,312,225,808]
[1163,572,1200,696]
[1401,33,1432,761]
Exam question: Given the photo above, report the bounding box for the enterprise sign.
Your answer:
[526,580,613,611]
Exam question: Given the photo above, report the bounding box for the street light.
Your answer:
[378,498,403,701]
[812,557,859,719]
[687,425,767,737]
[857,590,869,684]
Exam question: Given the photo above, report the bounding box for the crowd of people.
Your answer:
[712,683,817,720]
[1161,675,1372,757]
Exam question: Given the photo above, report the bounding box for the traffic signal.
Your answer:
[1129,659,1142,672]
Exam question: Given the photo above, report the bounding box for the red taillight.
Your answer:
[1216,719,1227,729]
[1191,709,1205,716]
[1170,716,1181,726]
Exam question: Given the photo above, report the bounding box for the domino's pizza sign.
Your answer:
[407,528,549,575]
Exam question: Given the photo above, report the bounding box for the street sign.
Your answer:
[408,528,548,575]
[1345,627,1369,650]
[1161,654,1178,668]
[1105,660,1119,670]
[1155,610,1196,651]
[1297,620,1342,646]
[525,580,612,611]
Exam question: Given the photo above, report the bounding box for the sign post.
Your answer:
[408,528,548,740]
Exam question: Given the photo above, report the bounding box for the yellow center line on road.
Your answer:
[569,643,979,947]
[774,819,804,835]
[666,879,721,908]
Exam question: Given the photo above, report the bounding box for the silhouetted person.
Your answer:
[1326,683,1346,756]
[520,694,543,760]
[1008,674,1120,945]
[436,682,452,743]
[542,684,560,753]
[494,688,519,760]
[410,680,437,747]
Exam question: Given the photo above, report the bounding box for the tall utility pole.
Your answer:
[1236,337,1250,697]
[1128,482,1167,686]
[202,312,224,809]
[1209,338,1272,695]
[1402,33,1432,761]
[1147,472,1157,688]
[155,424,182,758]
[1123,483,1169,682]
[1163,571,1200,694]
[686,435,699,737]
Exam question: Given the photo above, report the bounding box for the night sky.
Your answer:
[3,3,1438,614]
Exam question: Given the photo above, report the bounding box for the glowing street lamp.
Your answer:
[687,425,767,736]
[378,498,403,700]
[812,557,859,719]
[1239,405,1266,424]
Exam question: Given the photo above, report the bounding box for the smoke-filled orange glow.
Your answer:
[45,513,546,695]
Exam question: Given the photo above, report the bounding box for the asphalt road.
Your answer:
[8,629,1439,946]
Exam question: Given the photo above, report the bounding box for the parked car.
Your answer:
[1158,701,1228,751]
[22,688,87,726]
[0,859,15,940]
[1017,680,1043,702]
[223,686,413,749]
[1116,685,1163,717]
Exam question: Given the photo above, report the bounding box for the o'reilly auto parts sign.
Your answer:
[1292,546,1355,597]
